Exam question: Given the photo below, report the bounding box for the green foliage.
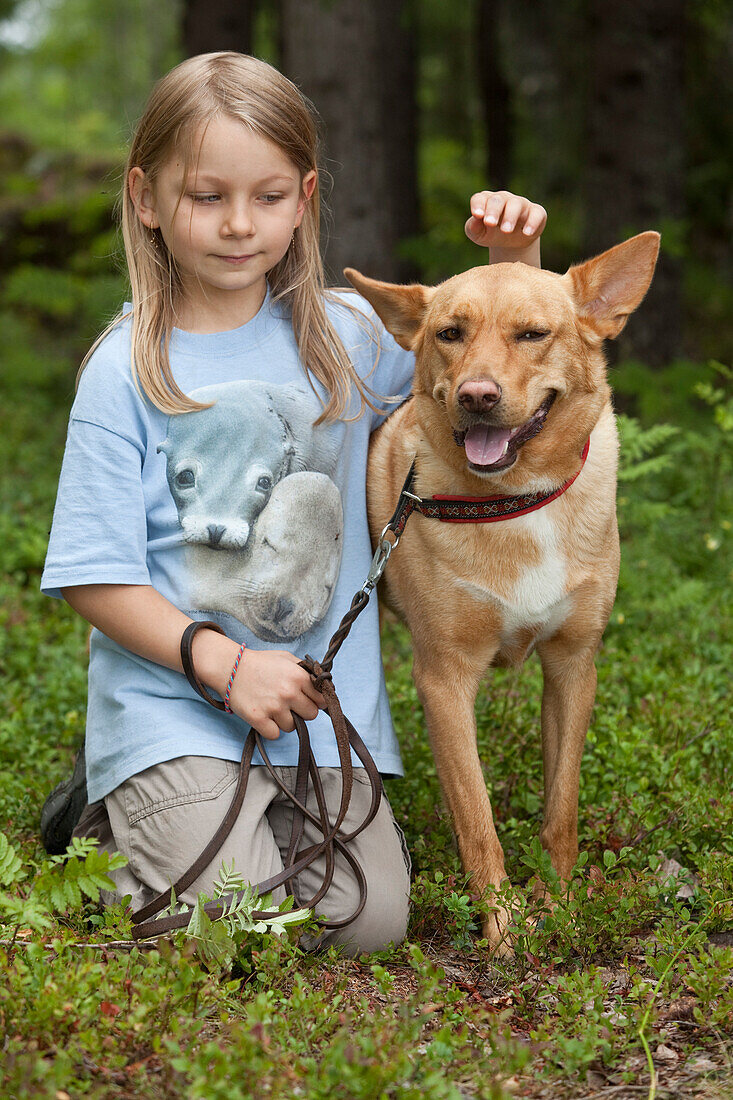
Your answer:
[173,860,313,970]
[0,832,23,886]
[0,0,182,154]
[409,870,478,948]
[616,415,679,483]
[0,833,126,934]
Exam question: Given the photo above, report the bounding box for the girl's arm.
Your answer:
[61,583,324,741]
[465,189,547,268]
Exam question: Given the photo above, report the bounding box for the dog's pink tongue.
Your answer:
[463,424,512,465]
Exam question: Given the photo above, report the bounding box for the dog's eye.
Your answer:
[174,469,195,489]
[437,327,462,342]
[256,475,273,492]
[516,330,550,342]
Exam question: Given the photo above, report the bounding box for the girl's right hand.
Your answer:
[226,648,326,740]
[465,190,547,250]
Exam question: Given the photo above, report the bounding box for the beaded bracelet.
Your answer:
[223,643,247,713]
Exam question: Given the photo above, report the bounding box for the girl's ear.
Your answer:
[295,169,318,225]
[129,167,159,230]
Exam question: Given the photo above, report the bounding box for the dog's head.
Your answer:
[346,231,659,482]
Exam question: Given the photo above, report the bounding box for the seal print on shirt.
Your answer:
[157,379,343,640]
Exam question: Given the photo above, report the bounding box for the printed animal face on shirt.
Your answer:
[190,471,343,641]
[158,380,339,550]
[158,379,344,641]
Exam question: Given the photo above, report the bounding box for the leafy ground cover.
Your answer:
[1,304,731,1097]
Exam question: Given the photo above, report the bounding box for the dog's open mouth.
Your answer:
[453,392,557,473]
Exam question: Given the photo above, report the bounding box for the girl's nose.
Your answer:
[222,202,255,238]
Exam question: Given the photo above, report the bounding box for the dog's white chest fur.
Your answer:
[503,511,570,640]
[455,510,571,644]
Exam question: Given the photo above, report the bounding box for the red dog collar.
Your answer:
[389,439,590,536]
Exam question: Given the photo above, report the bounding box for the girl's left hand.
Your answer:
[465,190,547,250]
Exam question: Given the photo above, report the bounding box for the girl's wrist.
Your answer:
[489,238,541,269]
[223,643,247,712]
[190,628,243,696]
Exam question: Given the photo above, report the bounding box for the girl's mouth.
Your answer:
[453,392,557,473]
[219,254,255,264]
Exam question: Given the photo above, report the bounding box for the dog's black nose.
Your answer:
[207,524,226,546]
[457,378,502,413]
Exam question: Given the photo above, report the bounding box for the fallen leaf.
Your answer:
[687,1056,717,1074]
[656,854,699,899]
[655,1043,678,1063]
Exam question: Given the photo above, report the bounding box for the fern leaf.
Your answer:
[0,889,54,932]
[213,859,246,899]
[186,895,210,941]
[65,877,82,908]
[618,455,674,483]
[49,881,67,911]
[617,415,679,472]
[0,833,23,886]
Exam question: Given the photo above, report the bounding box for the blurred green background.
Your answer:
[1,0,732,394]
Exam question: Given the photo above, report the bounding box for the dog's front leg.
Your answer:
[412,651,512,953]
[537,634,600,885]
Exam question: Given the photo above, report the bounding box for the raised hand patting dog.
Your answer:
[346,231,660,953]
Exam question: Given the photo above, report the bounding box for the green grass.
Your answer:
[1,351,732,1098]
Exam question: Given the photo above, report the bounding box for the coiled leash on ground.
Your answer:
[130,496,411,942]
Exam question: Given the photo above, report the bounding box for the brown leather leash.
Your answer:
[130,544,400,941]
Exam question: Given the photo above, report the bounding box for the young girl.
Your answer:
[40,52,547,954]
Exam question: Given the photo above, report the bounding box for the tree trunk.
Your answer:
[182,0,257,57]
[582,0,686,366]
[476,0,513,189]
[487,0,585,272]
[280,0,419,284]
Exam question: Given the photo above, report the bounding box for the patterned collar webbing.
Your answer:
[390,439,591,536]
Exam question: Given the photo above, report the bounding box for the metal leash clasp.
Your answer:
[360,477,422,596]
[361,525,400,594]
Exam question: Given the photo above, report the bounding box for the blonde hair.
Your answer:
[80,52,385,424]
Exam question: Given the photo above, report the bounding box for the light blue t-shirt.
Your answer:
[41,287,414,803]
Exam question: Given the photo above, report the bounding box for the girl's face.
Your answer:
[129,115,317,332]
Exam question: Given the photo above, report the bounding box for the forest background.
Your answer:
[1,2,732,1098]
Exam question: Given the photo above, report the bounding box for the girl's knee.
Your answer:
[305,854,411,956]
[305,893,410,957]
[339,895,410,956]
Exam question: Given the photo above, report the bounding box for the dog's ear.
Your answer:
[563,231,661,343]
[343,268,434,351]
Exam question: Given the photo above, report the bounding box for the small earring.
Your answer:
[150,226,158,246]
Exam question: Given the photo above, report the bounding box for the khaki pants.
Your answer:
[77,755,411,956]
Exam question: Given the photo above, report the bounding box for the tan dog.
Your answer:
[346,232,660,951]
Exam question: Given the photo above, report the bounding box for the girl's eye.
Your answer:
[260,193,284,205]
[437,327,462,342]
[191,194,220,204]
[516,330,550,342]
